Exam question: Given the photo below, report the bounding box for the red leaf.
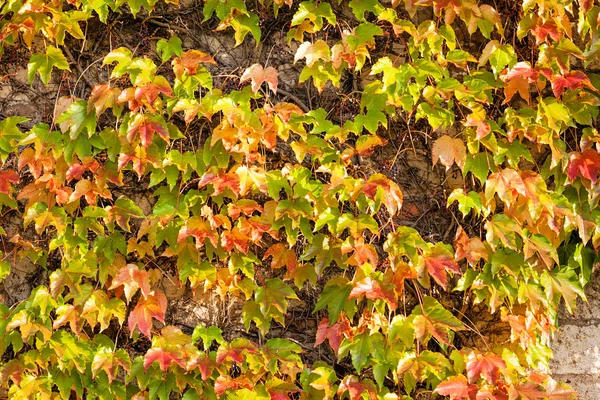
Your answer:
[531,19,560,44]
[143,347,186,372]
[240,63,278,93]
[349,277,397,308]
[361,174,403,215]
[177,216,220,248]
[337,376,377,400]
[500,62,539,103]
[127,292,167,339]
[108,263,153,303]
[216,338,259,364]
[549,71,590,97]
[466,350,506,384]
[127,114,170,147]
[264,243,298,272]
[434,375,478,400]
[187,353,216,380]
[422,244,461,290]
[314,316,350,354]
[0,170,19,195]
[214,376,253,396]
[567,148,600,184]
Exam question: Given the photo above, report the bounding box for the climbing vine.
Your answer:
[0,0,598,398]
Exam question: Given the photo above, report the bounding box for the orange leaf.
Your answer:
[109,263,153,303]
[567,148,600,184]
[466,350,506,384]
[434,375,478,400]
[172,50,216,78]
[0,170,19,195]
[421,244,461,290]
[314,316,350,354]
[143,347,186,372]
[432,135,466,170]
[88,83,119,116]
[128,291,167,338]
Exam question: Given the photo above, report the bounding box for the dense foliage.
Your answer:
[0,0,599,398]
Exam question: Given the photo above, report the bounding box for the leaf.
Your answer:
[434,375,478,400]
[128,292,167,338]
[88,84,120,116]
[349,277,397,308]
[314,316,349,354]
[420,243,462,290]
[240,64,278,93]
[264,243,298,273]
[156,36,183,62]
[108,263,153,303]
[466,350,506,384]
[192,324,224,348]
[411,296,465,345]
[27,46,70,85]
[216,338,259,364]
[567,148,600,184]
[432,135,466,170]
[294,40,331,68]
[92,347,131,382]
[56,100,97,140]
[144,347,186,372]
[105,198,145,231]
[313,279,352,323]
[337,375,378,400]
[127,113,170,147]
[0,170,19,195]
[172,50,216,78]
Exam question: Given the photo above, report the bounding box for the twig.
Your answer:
[277,88,310,113]
[62,45,94,89]
[146,17,188,33]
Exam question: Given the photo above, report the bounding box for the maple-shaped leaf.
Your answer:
[500,61,540,103]
[314,316,350,354]
[134,77,173,107]
[187,353,216,380]
[240,64,278,94]
[177,216,220,248]
[466,350,506,384]
[360,173,403,215]
[411,296,466,345]
[432,135,466,170]
[294,40,331,67]
[108,263,153,303]
[264,243,297,272]
[485,168,527,207]
[531,19,560,45]
[172,50,216,78]
[105,197,145,231]
[434,375,478,400]
[52,304,81,334]
[547,71,592,98]
[91,347,131,382]
[337,375,377,400]
[420,243,462,290]
[454,226,489,266]
[128,291,167,338]
[0,170,19,195]
[567,148,600,184]
[349,277,397,308]
[88,83,120,116]
[509,382,546,400]
[214,375,254,397]
[27,46,70,85]
[143,347,186,372]
[216,338,259,364]
[127,113,170,147]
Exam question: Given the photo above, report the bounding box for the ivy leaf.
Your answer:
[216,338,259,364]
[108,263,153,303]
[240,64,278,93]
[485,214,521,251]
[92,347,131,382]
[156,36,183,62]
[434,375,478,400]
[127,113,170,147]
[172,50,216,78]
[313,278,352,323]
[314,316,349,354]
[105,198,145,232]
[191,324,224,348]
[567,148,600,184]
[0,170,19,195]
[88,84,120,116]
[0,117,28,161]
[56,100,97,140]
[432,135,466,170]
[411,296,465,345]
[420,243,462,290]
[143,347,186,372]
[128,291,167,338]
[27,46,70,85]
[466,350,506,384]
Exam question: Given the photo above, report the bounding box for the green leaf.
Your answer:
[56,100,97,140]
[156,36,182,62]
[192,325,224,348]
[314,278,352,323]
[27,46,70,85]
[411,296,466,345]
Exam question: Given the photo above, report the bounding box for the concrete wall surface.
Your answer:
[550,271,600,399]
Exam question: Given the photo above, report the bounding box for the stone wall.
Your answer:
[550,270,600,399]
